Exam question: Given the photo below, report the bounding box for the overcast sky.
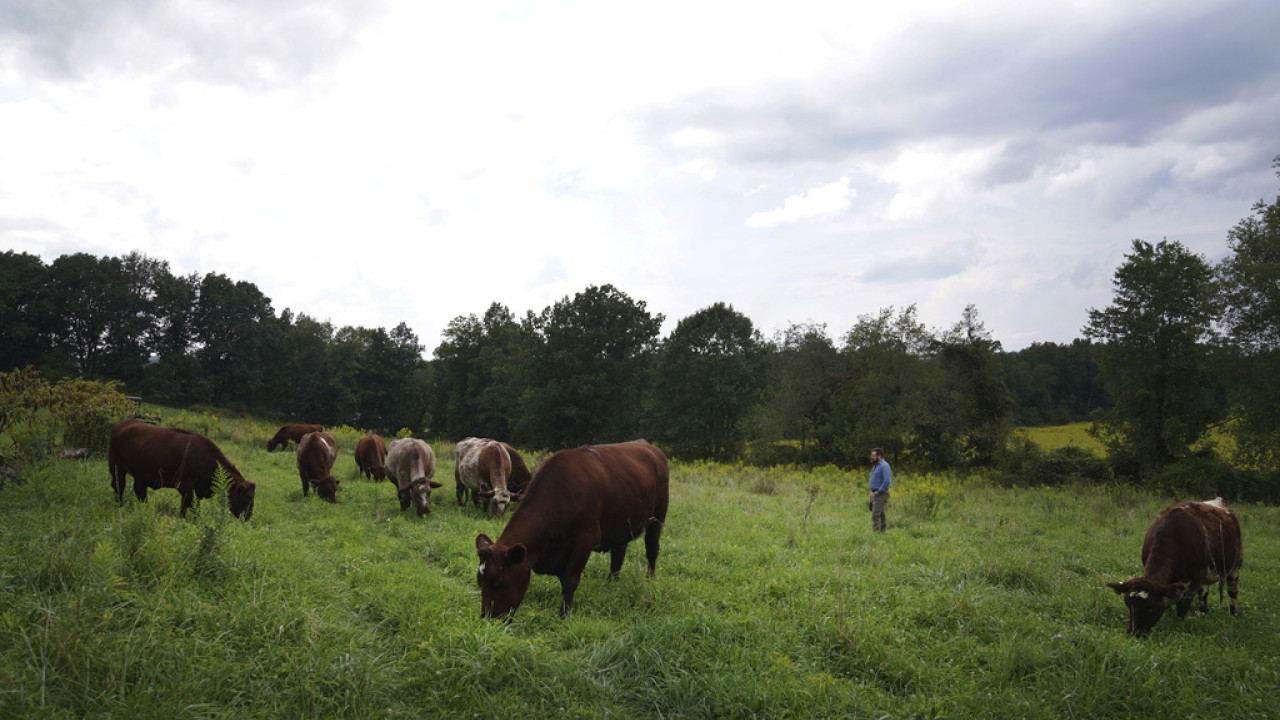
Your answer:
[3,0,1278,353]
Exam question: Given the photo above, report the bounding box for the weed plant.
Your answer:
[1,429,1278,719]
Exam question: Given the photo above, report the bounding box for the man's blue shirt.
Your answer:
[870,460,891,492]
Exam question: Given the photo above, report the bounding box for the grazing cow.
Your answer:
[385,438,443,516]
[108,419,256,519]
[354,434,388,481]
[455,437,524,518]
[297,431,339,502]
[1107,497,1243,636]
[267,424,323,451]
[506,445,533,496]
[475,440,669,619]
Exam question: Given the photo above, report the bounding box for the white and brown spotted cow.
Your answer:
[1107,497,1242,636]
[454,437,521,518]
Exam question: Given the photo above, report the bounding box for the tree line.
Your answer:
[3,157,1277,496]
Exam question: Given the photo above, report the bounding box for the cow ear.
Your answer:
[478,490,495,497]
[1164,582,1188,600]
[511,493,523,501]
[506,544,526,566]
[309,478,321,486]
[1106,582,1128,594]
[430,480,444,488]
[476,533,494,551]
[334,478,341,485]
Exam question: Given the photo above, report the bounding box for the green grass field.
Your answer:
[1019,422,1104,453]
[2,415,1278,718]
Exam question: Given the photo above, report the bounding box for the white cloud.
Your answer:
[2,0,1278,352]
[876,144,1006,223]
[745,177,856,229]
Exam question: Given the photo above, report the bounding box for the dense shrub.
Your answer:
[995,435,1113,487]
[0,368,132,471]
[1153,452,1267,502]
[50,378,135,454]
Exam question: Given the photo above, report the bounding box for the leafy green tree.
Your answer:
[41,253,132,377]
[518,285,662,449]
[324,323,427,432]
[1218,155,1280,479]
[430,303,529,440]
[141,267,201,401]
[752,322,844,455]
[828,306,934,465]
[1003,340,1107,425]
[191,273,281,407]
[647,302,767,459]
[0,251,49,372]
[1084,239,1222,477]
[932,304,1013,466]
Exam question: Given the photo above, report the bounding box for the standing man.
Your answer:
[868,448,891,533]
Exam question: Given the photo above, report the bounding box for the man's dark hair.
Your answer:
[871,447,883,457]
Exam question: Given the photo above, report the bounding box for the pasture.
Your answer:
[1,415,1278,719]
[1019,422,1104,453]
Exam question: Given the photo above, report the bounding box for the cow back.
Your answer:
[1142,499,1243,584]
[386,438,436,484]
[355,434,388,478]
[297,432,337,479]
[110,420,243,488]
[503,441,669,555]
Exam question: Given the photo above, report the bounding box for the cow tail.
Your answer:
[177,440,192,487]
[1218,517,1227,605]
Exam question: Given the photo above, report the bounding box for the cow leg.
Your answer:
[558,574,581,618]
[1197,587,1210,615]
[179,488,194,517]
[1228,573,1240,616]
[1176,592,1193,619]
[608,545,627,579]
[110,466,126,503]
[133,478,149,502]
[558,544,595,617]
[644,518,664,578]
[301,477,309,497]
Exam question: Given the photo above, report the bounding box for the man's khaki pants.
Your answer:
[871,490,889,532]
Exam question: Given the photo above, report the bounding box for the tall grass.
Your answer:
[1,429,1278,718]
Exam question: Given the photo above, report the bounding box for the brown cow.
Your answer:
[108,419,256,519]
[1107,497,1243,636]
[297,431,339,502]
[506,445,533,496]
[355,434,388,481]
[385,438,443,516]
[475,440,669,619]
[267,424,323,451]
[454,437,524,518]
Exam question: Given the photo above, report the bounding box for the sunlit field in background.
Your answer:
[1020,422,1104,453]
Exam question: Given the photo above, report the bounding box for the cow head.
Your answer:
[1107,579,1188,636]
[478,488,519,518]
[309,476,340,503]
[399,478,444,516]
[229,480,256,520]
[371,465,386,482]
[476,533,532,620]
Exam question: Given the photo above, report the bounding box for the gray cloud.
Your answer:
[638,1,1280,178]
[0,0,387,89]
